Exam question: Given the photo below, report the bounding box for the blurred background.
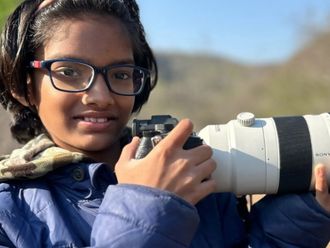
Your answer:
[1,3,330,246]
[1,0,330,153]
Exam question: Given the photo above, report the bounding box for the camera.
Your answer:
[132,115,203,159]
[132,113,330,195]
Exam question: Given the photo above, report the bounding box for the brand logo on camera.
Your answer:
[315,152,330,157]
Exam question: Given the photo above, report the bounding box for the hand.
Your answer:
[314,164,330,213]
[115,119,217,205]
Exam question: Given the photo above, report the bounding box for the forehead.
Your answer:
[39,15,133,63]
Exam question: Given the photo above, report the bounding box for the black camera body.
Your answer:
[132,115,203,159]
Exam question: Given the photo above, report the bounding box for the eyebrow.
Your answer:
[43,54,135,66]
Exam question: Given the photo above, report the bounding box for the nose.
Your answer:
[81,74,115,108]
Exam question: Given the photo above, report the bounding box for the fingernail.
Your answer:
[317,166,325,177]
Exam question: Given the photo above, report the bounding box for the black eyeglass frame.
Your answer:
[29,58,150,96]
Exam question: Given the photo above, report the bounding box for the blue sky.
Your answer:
[137,0,330,65]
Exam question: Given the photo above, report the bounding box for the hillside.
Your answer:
[1,28,330,153]
[250,29,330,117]
[140,29,330,128]
[138,52,275,129]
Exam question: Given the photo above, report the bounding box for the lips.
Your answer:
[74,111,117,120]
[73,112,118,130]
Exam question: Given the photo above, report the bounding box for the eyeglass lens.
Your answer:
[49,61,145,94]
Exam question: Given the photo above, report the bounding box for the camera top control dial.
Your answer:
[237,112,255,127]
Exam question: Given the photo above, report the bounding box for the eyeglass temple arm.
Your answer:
[30,60,44,68]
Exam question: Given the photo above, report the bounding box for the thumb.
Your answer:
[162,119,194,149]
[314,164,330,212]
[315,164,328,197]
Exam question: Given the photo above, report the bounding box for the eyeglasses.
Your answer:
[29,58,150,96]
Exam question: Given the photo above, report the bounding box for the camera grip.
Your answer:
[135,136,154,159]
[135,134,203,159]
[134,131,161,159]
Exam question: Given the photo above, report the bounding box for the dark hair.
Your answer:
[0,0,158,144]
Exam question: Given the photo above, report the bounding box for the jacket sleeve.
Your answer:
[91,184,200,248]
[0,185,42,248]
[0,227,14,248]
[248,193,330,248]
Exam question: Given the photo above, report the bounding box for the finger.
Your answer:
[315,164,329,199]
[162,119,194,149]
[186,144,213,165]
[119,137,140,161]
[190,179,217,205]
[194,159,217,182]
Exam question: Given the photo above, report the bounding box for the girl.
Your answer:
[0,0,329,247]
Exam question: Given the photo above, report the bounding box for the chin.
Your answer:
[78,136,118,151]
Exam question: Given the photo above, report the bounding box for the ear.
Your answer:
[11,91,29,107]
[11,76,35,107]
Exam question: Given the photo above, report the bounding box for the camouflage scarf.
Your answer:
[0,134,88,181]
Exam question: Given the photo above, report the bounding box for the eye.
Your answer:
[109,67,134,81]
[113,72,130,80]
[55,67,80,78]
[50,61,91,82]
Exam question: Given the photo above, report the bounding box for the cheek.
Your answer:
[116,93,134,107]
[128,97,135,112]
[29,73,51,107]
[31,78,74,121]
[115,96,135,124]
[120,96,135,115]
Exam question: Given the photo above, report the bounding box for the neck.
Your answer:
[84,142,122,171]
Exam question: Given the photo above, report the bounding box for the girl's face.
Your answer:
[30,15,135,161]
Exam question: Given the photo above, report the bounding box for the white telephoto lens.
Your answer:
[198,112,330,195]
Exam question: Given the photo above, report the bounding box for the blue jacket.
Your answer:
[0,162,329,247]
